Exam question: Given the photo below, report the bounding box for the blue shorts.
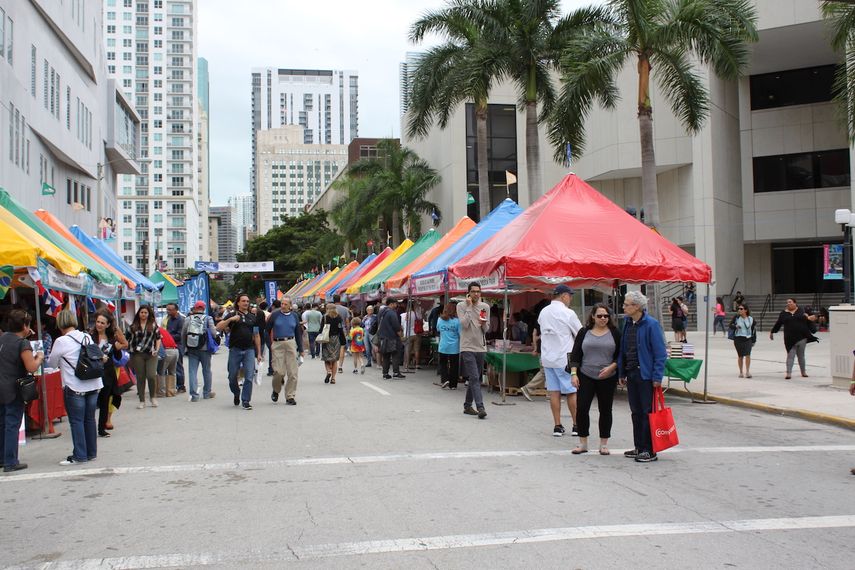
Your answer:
[544,367,576,394]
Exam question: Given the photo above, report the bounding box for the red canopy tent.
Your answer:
[449,173,711,287]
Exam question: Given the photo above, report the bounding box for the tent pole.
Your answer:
[493,281,515,406]
[693,282,716,404]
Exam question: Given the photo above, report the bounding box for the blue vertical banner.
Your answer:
[177,272,211,315]
[265,280,278,306]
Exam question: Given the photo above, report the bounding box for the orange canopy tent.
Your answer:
[300,267,342,300]
[317,261,359,300]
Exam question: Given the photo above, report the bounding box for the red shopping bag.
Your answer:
[649,386,679,452]
[114,366,136,396]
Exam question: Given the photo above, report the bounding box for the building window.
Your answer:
[30,45,35,96]
[750,65,837,111]
[753,149,851,193]
[464,103,518,220]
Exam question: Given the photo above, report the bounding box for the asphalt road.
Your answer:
[2,352,854,569]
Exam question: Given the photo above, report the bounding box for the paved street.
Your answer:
[2,349,855,569]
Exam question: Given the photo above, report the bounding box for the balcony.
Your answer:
[106,82,142,175]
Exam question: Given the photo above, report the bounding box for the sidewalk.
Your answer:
[662,330,855,429]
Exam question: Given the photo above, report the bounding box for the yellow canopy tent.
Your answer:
[0,209,86,276]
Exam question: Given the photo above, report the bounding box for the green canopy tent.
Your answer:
[359,229,441,294]
[149,271,180,304]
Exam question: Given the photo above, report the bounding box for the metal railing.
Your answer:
[758,293,773,331]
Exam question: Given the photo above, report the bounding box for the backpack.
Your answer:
[64,333,105,380]
[186,314,206,349]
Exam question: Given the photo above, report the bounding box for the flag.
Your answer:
[27,268,46,296]
[106,300,116,312]
[505,171,517,186]
[41,182,56,196]
[351,248,358,256]
[466,193,475,205]
[0,265,12,300]
[87,297,97,313]
[43,290,63,317]
[66,294,76,315]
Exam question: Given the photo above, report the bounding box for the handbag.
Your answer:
[316,323,331,344]
[112,349,130,368]
[114,366,136,396]
[16,375,39,403]
[649,386,679,453]
[206,329,220,354]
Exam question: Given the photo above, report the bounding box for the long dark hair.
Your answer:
[670,298,680,311]
[585,303,617,332]
[90,308,118,342]
[440,301,456,320]
[131,304,155,333]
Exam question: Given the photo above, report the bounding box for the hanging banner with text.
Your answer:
[194,261,274,273]
[177,272,210,315]
[264,280,278,306]
[823,244,844,280]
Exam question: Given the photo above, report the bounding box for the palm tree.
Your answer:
[822,1,855,139]
[547,0,757,228]
[409,2,502,220]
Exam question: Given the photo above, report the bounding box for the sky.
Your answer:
[198,0,597,206]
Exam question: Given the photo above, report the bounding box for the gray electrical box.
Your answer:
[829,304,855,389]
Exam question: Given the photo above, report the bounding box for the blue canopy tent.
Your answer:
[327,253,377,297]
[69,226,161,294]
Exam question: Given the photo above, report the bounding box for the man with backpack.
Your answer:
[182,301,218,402]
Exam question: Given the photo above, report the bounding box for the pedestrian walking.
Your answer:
[770,298,818,380]
[362,305,377,368]
[302,304,323,359]
[157,325,178,397]
[181,301,218,402]
[712,297,726,335]
[378,298,404,379]
[618,291,667,463]
[128,305,161,409]
[401,305,422,370]
[163,303,185,393]
[538,285,582,436]
[217,293,262,410]
[567,304,621,455]
[47,310,102,466]
[90,308,128,436]
[332,295,351,374]
[0,310,45,472]
[349,317,366,374]
[457,282,491,419]
[267,297,304,405]
[730,304,755,378]
[320,304,346,384]
[436,302,461,389]
[257,301,273,376]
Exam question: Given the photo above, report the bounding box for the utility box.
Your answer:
[829,305,855,389]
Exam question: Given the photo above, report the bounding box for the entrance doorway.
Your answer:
[772,243,844,294]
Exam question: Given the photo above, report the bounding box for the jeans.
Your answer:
[0,400,25,468]
[460,351,485,410]
[228,347,257,404]
[64,387,99,461]
[187,349,213,398]
[363,332,372,365]
[576,371,617,438]
[713,315,726,334]
[626,369,654,454]
[176,346,185,388]
[786,339,808,375]
[308,331,320,358]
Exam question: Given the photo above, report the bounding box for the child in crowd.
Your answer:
[350,317,366,374]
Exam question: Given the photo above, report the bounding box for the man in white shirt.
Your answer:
[538,285,582,437]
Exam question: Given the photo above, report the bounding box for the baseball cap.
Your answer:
[193,301,207,310]
[553,285,574,296]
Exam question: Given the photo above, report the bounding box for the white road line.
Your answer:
[360,381,391,396]
[11,515,855,569]
[3,445,855,483]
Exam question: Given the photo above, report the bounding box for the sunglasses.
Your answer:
[595,314,610,319]
[738,307,746,310]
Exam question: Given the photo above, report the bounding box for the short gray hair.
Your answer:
[624,291,648,308]
[281,296,292,305]
[56,309,78,330]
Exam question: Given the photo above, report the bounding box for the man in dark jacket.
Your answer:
[617,290,667,463]
[378,298,404,379]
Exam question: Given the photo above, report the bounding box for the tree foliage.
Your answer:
[822,1,855,140]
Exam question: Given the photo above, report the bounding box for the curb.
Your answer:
[665,387,855,431]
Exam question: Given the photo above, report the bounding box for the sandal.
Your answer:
[746,374,752,378]
[571,447,588,455]
[784,375,791,380]
[599,446,610,455]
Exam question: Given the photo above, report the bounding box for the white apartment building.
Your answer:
[209,204,236,263]
[196,56,208,261]
[255,126,346,235]
[403,0,854,325]
[104,0,200,276]
[399,51,423,117]
[228,193,253,252]
[0,0,139,240]
[251,68,358,230]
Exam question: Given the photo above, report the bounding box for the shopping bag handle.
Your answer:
[652,385,666,412]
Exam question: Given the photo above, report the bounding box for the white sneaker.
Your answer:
[149,398,158,408]
[520,386,533,402]
[137,402,145,409]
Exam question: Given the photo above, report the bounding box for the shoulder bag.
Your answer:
[16,374,39,403]
[316,317,331,344]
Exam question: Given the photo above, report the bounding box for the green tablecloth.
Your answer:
[665,358,703,382]
[485,351,541,373]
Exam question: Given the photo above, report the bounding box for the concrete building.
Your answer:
[250,67,358,231]
[402,0,854,324]
[104,0,200,276]
[196,56,209,262]
[206,212,219,263]
[228,193,253,252]
[255,126,347,234]
[399,52,423,117]
[0,0,139,242]
[209,204,236,263]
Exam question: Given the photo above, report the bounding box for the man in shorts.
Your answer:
[538,285,582,436]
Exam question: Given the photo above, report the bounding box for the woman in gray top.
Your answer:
[567,304,621,456]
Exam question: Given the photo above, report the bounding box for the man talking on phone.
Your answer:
[457,282,491,419]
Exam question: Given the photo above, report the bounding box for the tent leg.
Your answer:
[493,284,515,406]
[693,283,716,405]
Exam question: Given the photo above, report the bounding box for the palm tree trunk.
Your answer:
[525,100,542,200]
[637,54,660,228]
[391,209,401,248]
[475,101,490,221]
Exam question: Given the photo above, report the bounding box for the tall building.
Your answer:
[209,205,236,263]
[228,193,253,252]
[104,0,200,276]
[0,0,139,240]
[250,68,358,232]
[197,56,209,262]
[255,126,347,235]
[399,52,423,117]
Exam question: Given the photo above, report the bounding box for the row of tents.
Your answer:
[284,174,712,305]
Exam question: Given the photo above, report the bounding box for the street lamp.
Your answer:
[834,209,855,303]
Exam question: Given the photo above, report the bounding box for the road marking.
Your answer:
[11,515,855,568]
[360,381,390,396]
[3,445,855,483]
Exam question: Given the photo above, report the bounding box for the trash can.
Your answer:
[829,304,855,389]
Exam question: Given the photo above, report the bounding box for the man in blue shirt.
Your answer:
[266,297,304,405]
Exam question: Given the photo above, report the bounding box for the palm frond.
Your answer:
[650,46,709,133]
[822,1,855,51]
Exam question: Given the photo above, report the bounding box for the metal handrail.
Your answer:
[758,293,773,331]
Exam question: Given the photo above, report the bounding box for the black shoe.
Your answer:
[286,398,296,405]
[3,462,27,473]
[324,373,331,384]
[441,381,450,389]
[338,367,343,373]
[635,451,658,463]
[624,448,639,458]
[463,407,478,415]
[571,425,579,436]
[233,394,240,406]
[383,374,392,379]
[477,409,487,419]
[553,425,565,437]
[98,430,111,438]
[271,391,279,403]
[242,402,253,410]
[393,373,405,378]
[365,363,372,367]
[177,386,187,393]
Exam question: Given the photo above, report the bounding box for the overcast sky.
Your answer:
[198,0,597,205]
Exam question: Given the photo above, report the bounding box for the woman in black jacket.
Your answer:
[567,303,621,455]
[320,304,346,384]
[770,298,818,379]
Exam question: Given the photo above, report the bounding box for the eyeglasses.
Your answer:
[595,314,610,319]
[738,307,746,310]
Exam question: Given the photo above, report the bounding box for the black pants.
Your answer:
[626,369,654,453]
[439,353,459,388]
[97,364,117,433]
[381,344,400,376]
[576,371,617,438]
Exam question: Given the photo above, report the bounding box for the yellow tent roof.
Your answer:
[0,210,86,276]
[300,267,341,299]
[345,239,414,294]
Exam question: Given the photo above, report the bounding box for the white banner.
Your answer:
[449,272,503,292]
[217,261,274,273]
[37,258,88,294]
[411,273,445,296]
[90,280,119,300]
